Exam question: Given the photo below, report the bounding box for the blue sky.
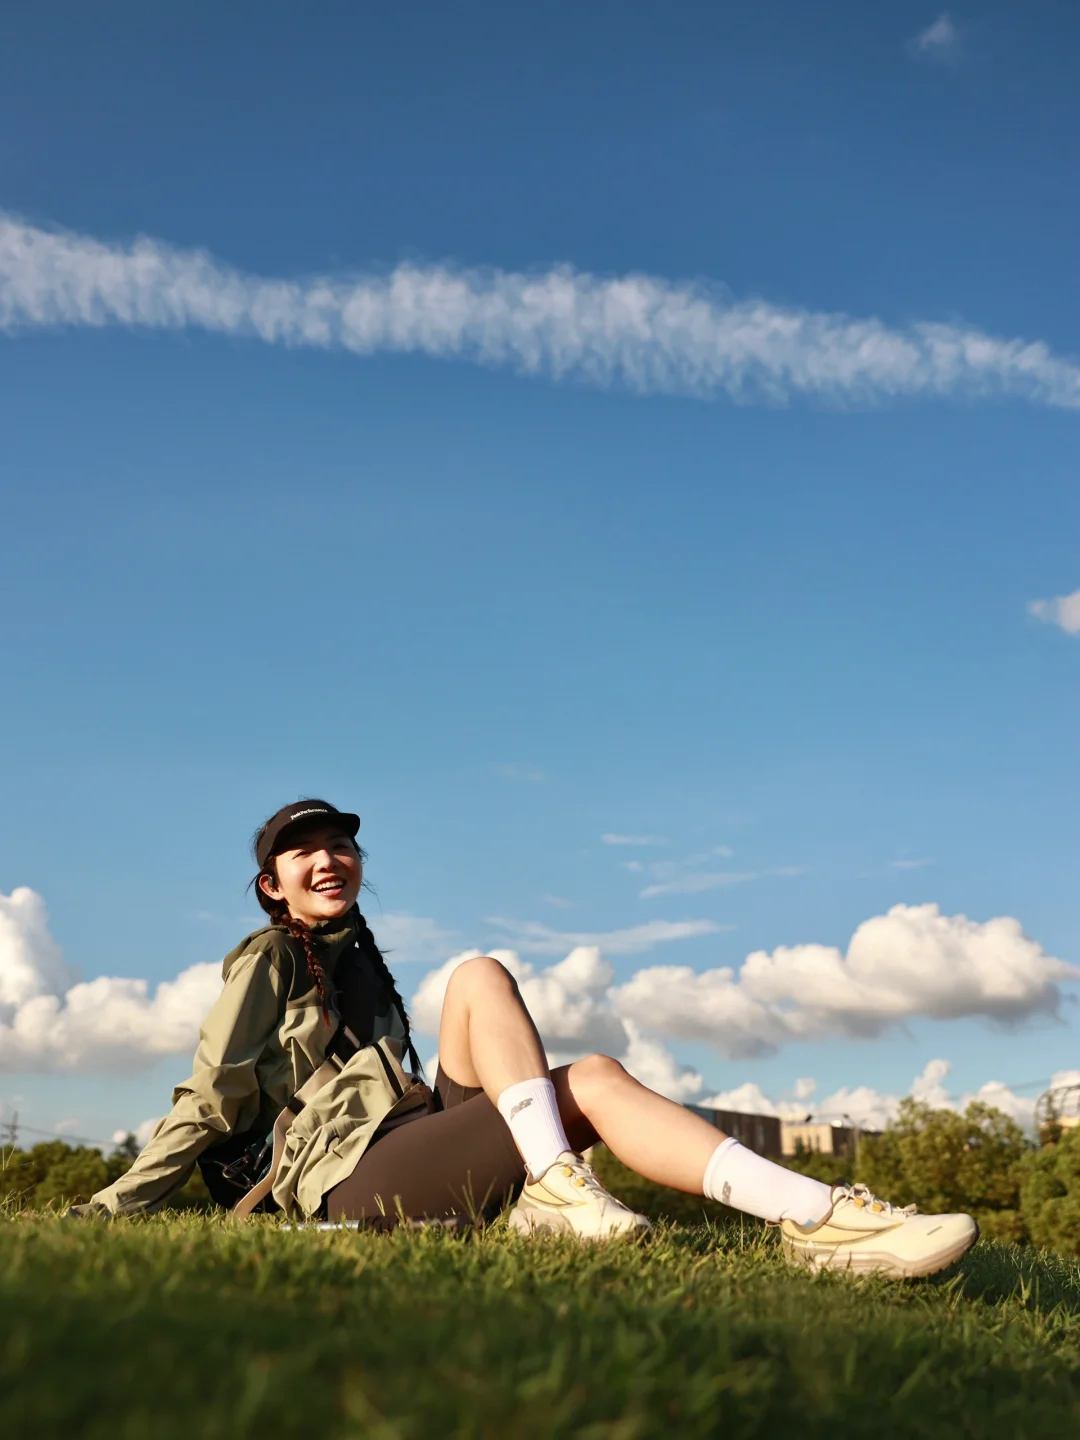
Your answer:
[1,2,1078,1146]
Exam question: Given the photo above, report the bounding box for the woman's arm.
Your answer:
[88,946,288,1216]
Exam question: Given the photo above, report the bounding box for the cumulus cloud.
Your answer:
[699,1081,791,1120]
[2,214,1080,409]
[8,885,1078,1115]
[111,1116,162,1150]
[1029,588,1080,635]
[410,946,700,1100]
[0,887,74,1005]
[620,1023,703,1103]
[910,13,958,62]
[485,916,725,956]
[700,1060,1080,1136]
[612,903,1080,1059]
[601,833,668,847]
[413,947,626,1056]
[825,1062,1080,1136]
[0,887,221,1073]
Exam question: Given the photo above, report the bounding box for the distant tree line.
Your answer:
[6,1101,1080,1253]
[0,1135,210,1212]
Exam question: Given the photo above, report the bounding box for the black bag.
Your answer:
[198,1127,275,1210]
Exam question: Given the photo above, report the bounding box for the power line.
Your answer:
[1,1118,115,1150]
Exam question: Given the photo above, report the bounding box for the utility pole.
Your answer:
[2,1110,17,1148]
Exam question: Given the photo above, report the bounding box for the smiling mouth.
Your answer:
[312,879,345,894]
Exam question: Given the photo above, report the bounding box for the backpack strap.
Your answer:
[232,1022,361,1219]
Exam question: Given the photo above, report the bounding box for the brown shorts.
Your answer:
[325,1068,527,1225]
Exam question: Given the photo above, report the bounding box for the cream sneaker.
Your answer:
[508,1152,652,1242]
[779,1182,978,1279]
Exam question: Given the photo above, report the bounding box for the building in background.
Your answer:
[687,1104,881,1160]
[685,1104,782,1158]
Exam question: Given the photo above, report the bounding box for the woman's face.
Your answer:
[259,824,363,927]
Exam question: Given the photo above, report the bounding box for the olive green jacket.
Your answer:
[89,914,425,1219]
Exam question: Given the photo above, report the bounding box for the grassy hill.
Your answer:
[2,1211,1080,1438]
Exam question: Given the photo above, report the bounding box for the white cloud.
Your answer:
[700,1081,784,1119]
[0,887,222,1073]
[641,871,759,899]
[701,1059,1068,1136]
[410,947,700,1101]
[111,1116,162,1150]
[911,13,958,62]
[890,858,935,871]
[620,1023,702,1103]
[485,916,725,956]
[812,1081,904,1132]
[542,894,573,910]
[10,885,1077,1127]
[2,214,1079,409]
[1029,588,1080,635]
[0,887,74,1005]
[635,848,786,899]
[909,1055,952,1107]
[613,962,782,1060]
[811,1058,1079,1135]
[370,912,461,965]
[413,946,627,1056]
[612,903,1079,1059]
[601,833,668,847]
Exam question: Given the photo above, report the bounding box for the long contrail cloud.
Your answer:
[2,212,1078,408]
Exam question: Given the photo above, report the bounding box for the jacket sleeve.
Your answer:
[90,946,288,1216]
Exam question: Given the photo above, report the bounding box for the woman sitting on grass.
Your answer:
[83,799,977,1278]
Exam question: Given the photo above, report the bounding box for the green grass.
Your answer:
[3,1213,1080,1438]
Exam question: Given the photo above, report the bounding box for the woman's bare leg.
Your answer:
[435,957,835,1231]
[553,1057,721,1194]
[436,957,723,1194]
[436,956,551,1096]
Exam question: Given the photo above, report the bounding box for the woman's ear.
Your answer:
[258,872,282,900]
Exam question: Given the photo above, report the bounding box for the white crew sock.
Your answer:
[496,1077,571,1179]
[702,1137,833,1226]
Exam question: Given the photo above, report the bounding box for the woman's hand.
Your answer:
[65,1201,112,1220]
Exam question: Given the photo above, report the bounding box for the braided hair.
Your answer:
[261,896,335,1022]
[352,906,415,1046]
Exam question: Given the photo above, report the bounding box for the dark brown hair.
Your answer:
[251,803,416,1058]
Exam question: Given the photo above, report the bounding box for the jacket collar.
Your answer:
[304,909,360,952]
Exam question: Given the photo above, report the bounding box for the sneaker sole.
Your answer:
[782,1220,979,1279]
[507,1205,651,1243]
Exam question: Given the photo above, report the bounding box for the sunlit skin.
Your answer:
[262,822,728,1192]
[258,824,363,926]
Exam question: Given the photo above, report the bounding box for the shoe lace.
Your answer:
[558,1156,614,1198]
[837,1182,917,1218]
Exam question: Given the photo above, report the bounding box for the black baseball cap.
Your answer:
[255,799,361,870]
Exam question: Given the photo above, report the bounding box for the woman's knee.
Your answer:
[568,1053,628,1097]
[445,954,519,1000]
